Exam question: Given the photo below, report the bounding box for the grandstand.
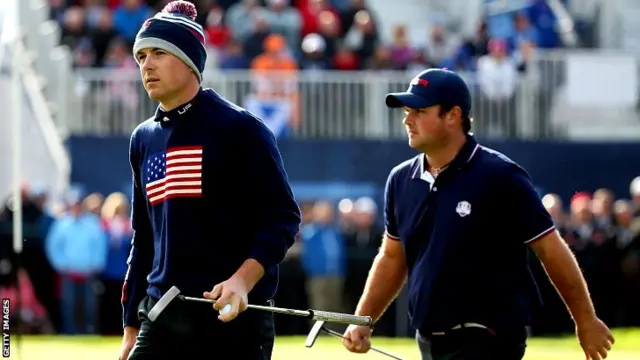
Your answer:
[1,0,639,198]
[1,0,640,358]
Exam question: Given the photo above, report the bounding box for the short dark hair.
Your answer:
[438,104,472,133]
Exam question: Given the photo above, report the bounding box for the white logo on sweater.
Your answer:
[456,201,471,217]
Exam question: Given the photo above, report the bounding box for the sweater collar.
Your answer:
[154,88,205,122]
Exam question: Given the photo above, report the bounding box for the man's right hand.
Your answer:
[119,326,138,360]
[343,324,373,354]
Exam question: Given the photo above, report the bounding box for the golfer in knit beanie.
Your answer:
[133,0,206,82]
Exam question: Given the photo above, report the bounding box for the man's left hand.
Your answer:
[576,317,615,360]
[203,276,249,322]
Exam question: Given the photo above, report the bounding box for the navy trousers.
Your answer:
[127,295,275,359]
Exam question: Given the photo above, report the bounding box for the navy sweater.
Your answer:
[122,88,301,328]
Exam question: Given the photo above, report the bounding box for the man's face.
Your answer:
[592,196,613,216]
[571,199,592,223]
[137,48,194,103]
[402,105,450,152]
[615,205,632,227]
[312,201,334,225]
[354,211,374,228]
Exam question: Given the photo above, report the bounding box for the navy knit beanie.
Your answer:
[133,1,206,82]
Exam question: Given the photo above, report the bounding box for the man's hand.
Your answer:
[343,325,373,354]
[530,231,614,360]
[203,276,249,322]
[118,326,138,360]
[576,317,615,360]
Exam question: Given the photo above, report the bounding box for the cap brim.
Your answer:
[385,92,435,109]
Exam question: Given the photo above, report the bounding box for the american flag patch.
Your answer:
[145,146,203,205]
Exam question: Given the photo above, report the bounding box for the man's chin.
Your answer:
[408,138,421,149]
[146,89,165,101]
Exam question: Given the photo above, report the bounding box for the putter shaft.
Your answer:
[179,295,311,317]
[323,328,404,360]
[178,296,371,326]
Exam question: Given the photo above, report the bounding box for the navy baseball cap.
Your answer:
[385,68,471,116]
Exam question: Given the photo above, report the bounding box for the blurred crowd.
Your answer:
[531,177,640,334]
[55,0,583,138]
[51,0,569,73]
[1,174,639,337]
[0,186,131,335]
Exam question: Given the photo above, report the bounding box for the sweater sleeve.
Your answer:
[242,116,301,271]
[122,130,155,328]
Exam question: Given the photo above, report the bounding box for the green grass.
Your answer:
[7,328,640,359]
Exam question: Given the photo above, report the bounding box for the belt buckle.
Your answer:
[459,322,488,330]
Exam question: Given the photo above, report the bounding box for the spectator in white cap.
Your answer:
[301,33,330,71]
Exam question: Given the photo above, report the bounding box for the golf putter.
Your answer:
[147,286,181,321]
[305,320,405,360]
[149,286,373,327]
[180,295,373,326]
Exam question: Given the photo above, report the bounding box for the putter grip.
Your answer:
[309,310,372,327]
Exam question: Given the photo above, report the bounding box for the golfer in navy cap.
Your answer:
[343,69,615,360]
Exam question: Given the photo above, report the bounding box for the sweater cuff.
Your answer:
[122,282,143,329]
[123,310,141,329]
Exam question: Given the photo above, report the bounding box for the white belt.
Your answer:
[431,322,488,336]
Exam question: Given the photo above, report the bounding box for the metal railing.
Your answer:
[66,67,555,140]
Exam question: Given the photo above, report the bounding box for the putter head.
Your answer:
[148,286,181,322]
[305,320,326,348]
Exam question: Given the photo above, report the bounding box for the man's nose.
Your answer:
[141,57,154,71]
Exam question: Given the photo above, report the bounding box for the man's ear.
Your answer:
[447,106,462,125]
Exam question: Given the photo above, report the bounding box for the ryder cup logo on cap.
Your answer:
[385,68,471,116]
[133,0,207,82]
